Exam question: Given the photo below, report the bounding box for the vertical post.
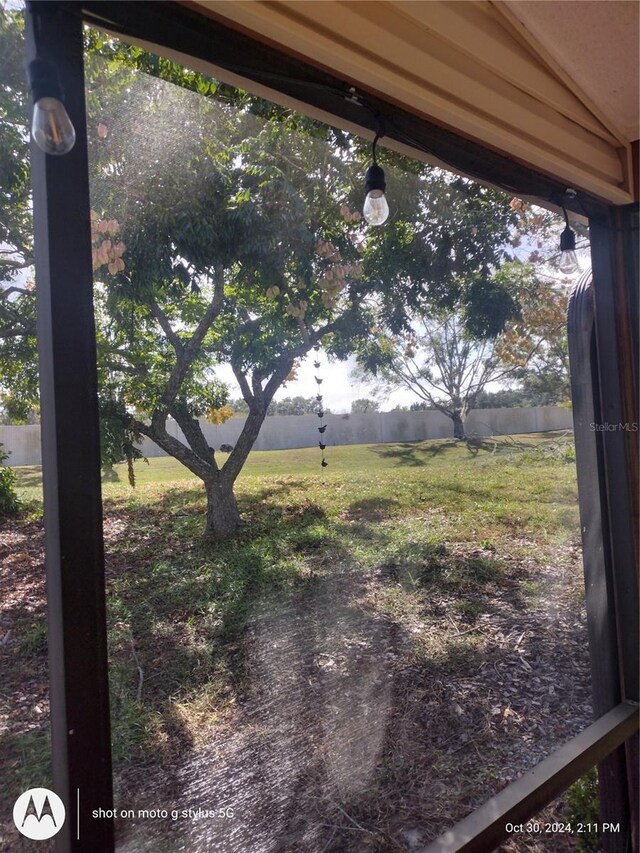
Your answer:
[568,274,630,852]
[589,204,639,853]
[589,208,639,703]
[25,3,114,851]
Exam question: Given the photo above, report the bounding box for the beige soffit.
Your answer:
[188,0,634,205]
[502,0,639,144]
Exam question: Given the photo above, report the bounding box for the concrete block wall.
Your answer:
[1,406,573,466]
[0,425,42,467]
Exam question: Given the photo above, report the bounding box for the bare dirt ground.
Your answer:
[1,515,591,853]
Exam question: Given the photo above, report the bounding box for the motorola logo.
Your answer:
[13,788,66,840]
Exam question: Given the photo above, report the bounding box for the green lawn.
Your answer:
[15,432,577,536]
[13,433,579,573]
[3,432,587,850]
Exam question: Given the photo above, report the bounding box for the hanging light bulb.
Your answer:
[27,59,76,156]
[363,121,389,226]
[559,204,579,275]
[363,164,389,226]
[32,97,76,155]
[559,229,579,275]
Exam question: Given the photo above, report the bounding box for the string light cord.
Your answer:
[77,5,629,232]
[371,115,386,165]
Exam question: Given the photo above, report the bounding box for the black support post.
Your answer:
[568,274,631,852]
[589,208,639,705]
[25,3,114,851]
[588,205,639,853]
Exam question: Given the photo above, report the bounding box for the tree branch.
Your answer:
[134,415,214,482]
[231,363,254,407]
[169,404,219,473]
[0,285,33,298]
[148,299,183,355]
[221,407,266,484]
[0,258,33,271]
[156,266,225,415]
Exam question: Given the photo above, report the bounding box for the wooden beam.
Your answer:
[75,0,610,221]
[422,704,639,853]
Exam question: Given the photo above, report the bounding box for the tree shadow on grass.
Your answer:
[108,505,500,773]
[371,439,464,467]
[248,479,308,503]
[103,486,363,771]
[105,479,314,536]
[1,487,591,853]
[342,496,401,522]
[381,544,529,613]
[113,560,404,852]
[112,529,591,853]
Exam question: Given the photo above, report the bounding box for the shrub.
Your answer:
[0,442,20,517]
[564,767,601,852]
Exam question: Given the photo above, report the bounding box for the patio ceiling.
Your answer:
[188,0,638,206]
[503,1,639,144]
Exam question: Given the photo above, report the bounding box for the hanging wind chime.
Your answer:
[310,115,391,470]
[313,343,328,468]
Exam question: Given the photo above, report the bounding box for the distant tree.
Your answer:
[363,263,564,439]
[517,368,569,407]
[228,398,250,415]
[495,278,570,405]
[351,398,380,414]
[475,381,568,410]
[474,388,530,409]
[267,396,332,416]
[375,310,514,439]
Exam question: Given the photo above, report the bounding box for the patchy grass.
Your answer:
[14,430,575,499]
[2,431,588,851]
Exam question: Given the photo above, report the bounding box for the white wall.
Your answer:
[1,407,573,467]
[0,425,42,467]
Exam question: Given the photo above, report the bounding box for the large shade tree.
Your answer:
[0,9,39,423]
[0,11,523,537]
[87,60,380,537]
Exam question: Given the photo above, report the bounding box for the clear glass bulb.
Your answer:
[559,249,579,275]
[32,97,76,155]
[363,189,389,226]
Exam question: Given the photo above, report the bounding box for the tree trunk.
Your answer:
[451,410,466,440]
[205,478,243,540]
